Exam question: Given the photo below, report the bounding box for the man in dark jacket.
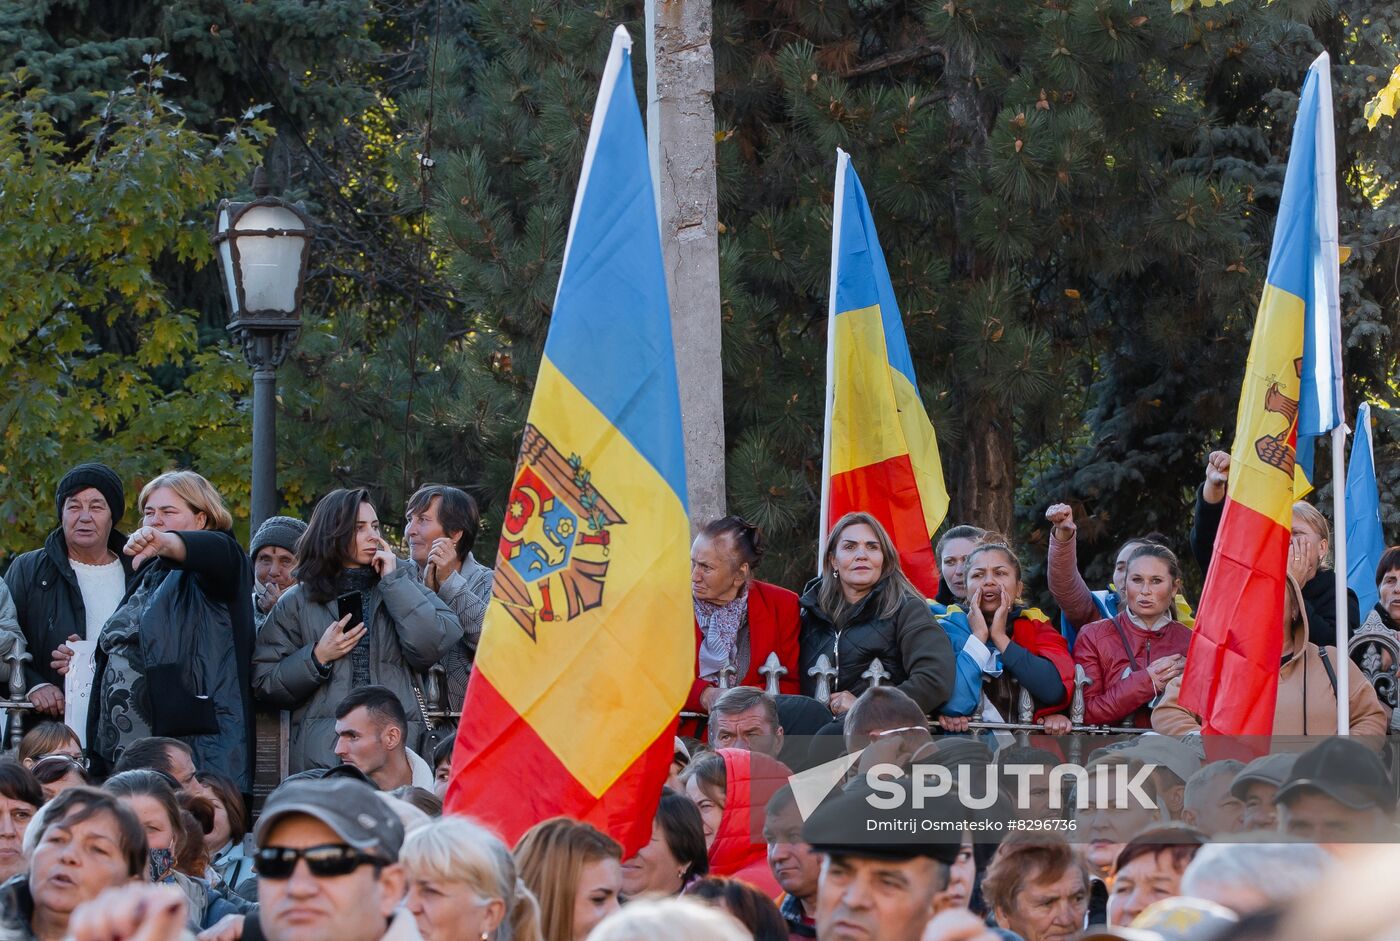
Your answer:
[3,463,133,716]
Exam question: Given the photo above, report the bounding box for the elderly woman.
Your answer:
[1072,545,1193,728]
[798,512,954,718]
[253,488,462,773]
[1361,546,1400,634]
[688,516,800,715]
[936,540,1073,733]
[81,471,255,791]
[0,787,148,941]
[401,816,542,941]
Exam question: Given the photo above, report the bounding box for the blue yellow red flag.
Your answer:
[1178,53,1340,735]
[820,150,949,597]
[443,26,692,855]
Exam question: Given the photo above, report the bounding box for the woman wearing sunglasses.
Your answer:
[29,755,92,802]
[17,723,83,770]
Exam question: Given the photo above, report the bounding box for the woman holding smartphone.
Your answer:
[252,489,463,773]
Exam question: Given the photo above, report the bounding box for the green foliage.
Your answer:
[0,59,268,556]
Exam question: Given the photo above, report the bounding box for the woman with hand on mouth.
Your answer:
[1072,545,1193,728]
[0,787,148,941]
[936,540,1073,733]
[798,512,955,719]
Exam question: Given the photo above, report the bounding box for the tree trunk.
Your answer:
[646,0,727,532]
[953,411,1016,535]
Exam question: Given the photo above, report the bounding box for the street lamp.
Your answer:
[213,167,314,533]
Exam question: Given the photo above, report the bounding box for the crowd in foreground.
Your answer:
[0,453,1396,941]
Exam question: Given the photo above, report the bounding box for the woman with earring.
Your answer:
[797,512,955,718]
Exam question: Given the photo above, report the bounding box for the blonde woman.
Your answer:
[402,817,542,941]
[515,818,622,941]
[797,512,955,717]
[82,471,256,791]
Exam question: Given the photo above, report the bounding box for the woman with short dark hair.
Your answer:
[0,761,42,883]
[689,876,788,941]
[619,788,707,900]
[1363,546,1400,634]
[253,489,463,773]
[0,786,148,941]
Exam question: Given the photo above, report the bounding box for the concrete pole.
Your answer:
[645,0,727,532]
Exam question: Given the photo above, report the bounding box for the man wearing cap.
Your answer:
[251,516,308,632]
[254,776,419,941]
[1274,738,1398,845]
[5,462,133,715]
[1229,753,1297,831]
[802,783,963,941]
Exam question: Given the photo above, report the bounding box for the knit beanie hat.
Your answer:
[251,515,308,558]
[56,463,126,525]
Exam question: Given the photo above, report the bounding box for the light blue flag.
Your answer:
[1346,402,1386,613]
[1289,53,1344,487]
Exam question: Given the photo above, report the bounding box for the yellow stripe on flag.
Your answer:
[477,357,693,796]
[830,304,908,474]
[1226,284,1306,530]
[892,369,949,534]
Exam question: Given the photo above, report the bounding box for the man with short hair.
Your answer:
[1181,760,1244,834]
[708,687,783,756]
[112,736,208,798]
[764,786,819,938]
[802,784,960,941]
[6,462,133,715]
[1229,753,1297,831]
[1274,737,1397,846]
[254,776,418,941]
[982,834,1089,941]
[334,687,435,792]
[404,485,492,712]
[250,516,308,632]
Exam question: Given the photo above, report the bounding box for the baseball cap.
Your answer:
[1273,738,1396,812]
[1228,753,1298,801]
[255,777,406,863]
[1096,734,1202,785]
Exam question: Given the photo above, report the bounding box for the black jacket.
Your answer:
[797,579,955,714]
[3,527,133,690]
[1190,485,1359,647]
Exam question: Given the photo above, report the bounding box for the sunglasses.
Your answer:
[33,753,88,771]
[254,844,381,879]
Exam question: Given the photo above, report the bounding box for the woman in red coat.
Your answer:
[680,748,791,898]
[1073,544,1192,728]
[688,517,801,714]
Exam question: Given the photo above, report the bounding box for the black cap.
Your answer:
[255,777,405,863]
[56,463,125,525]
[801,781,966,865]
[1273,738,1396,812]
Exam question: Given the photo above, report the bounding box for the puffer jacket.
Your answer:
[252,558,463,772]
[1074,611,1192,727]
[798,580,954,715]
[4,527,134,690]
[708,748,790,898]
[1152,579,1388,738]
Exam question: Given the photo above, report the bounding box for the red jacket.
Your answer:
[708,749,790,899]
[1073,611,1192,727]
[686,580,801,712]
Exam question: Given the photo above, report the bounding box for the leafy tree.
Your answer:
[0,58,268,557]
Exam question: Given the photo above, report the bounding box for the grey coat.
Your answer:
[251,559,463,773]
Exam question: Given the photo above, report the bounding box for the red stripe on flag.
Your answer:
[828,453,940,598]
[443,670,677,855]
[1178,498,1290,736]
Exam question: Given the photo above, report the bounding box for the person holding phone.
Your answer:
[252,489,463,775]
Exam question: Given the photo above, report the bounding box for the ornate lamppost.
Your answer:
[213,168,314,533]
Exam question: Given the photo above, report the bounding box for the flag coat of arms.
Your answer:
[1178,53,1341,735]
[821,150,949,597]
[443,26,692,854]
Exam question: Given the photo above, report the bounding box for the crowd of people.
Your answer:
[0,454,1395,941]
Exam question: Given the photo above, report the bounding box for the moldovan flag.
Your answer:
[443,26,692,855]
[820,150,949,597]
[1179,54,1339,735]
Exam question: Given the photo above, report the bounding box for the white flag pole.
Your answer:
[1334,422,1351,733]
[818,150,849,577]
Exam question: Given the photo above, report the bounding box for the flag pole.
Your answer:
[818,149,848,577]
[1333,421,1350,733]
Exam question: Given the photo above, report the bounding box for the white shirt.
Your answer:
[71,558,125,638]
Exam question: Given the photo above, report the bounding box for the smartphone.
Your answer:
[336,591,365,631]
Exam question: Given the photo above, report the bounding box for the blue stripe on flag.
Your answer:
[543,44,687,502]
[1346,402,1386,613]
